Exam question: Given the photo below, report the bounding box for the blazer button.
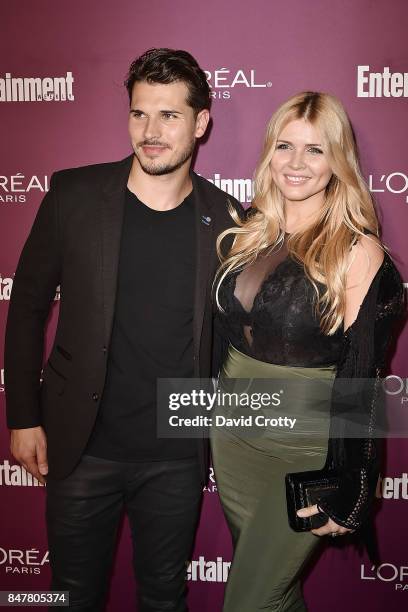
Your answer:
[102,346,107,354]
[92,392,99,401]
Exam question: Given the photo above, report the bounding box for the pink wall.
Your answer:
[1,1,407,610]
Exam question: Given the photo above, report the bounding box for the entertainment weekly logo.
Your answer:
[0,460,44,487]
[357,66,408,98]
[377,473,408,500]
[187,556,231,582]
[0,547,49,575]
[205,173,253,203]
[0,275,60,301]
[0,72,74,102]
[204,68,272,100]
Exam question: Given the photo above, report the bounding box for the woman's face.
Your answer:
[270,118,333,208]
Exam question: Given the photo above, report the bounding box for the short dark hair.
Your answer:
[125,48,211,114]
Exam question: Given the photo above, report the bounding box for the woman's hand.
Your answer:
[296,504,355,537]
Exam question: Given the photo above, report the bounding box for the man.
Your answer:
[5,48,240,611]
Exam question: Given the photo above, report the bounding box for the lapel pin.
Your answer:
[201,215,211,226]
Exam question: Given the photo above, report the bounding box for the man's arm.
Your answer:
[5,172,62,481]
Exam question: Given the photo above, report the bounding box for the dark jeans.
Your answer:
[46,454,203,612]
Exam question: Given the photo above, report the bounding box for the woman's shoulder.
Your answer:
[345,234,404,333]
[344,234,385,330]
[350,232,402,294]
[348,234,384,285]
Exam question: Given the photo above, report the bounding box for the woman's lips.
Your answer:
[284,175,311,185]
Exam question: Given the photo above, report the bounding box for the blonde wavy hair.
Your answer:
[215,91,382,335]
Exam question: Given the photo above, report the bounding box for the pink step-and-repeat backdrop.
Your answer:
[1,1,407,610]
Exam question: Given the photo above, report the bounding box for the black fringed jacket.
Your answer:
[318,252,405,529]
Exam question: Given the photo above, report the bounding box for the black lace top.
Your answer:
[218,233,343,366]
[215,235,405,533]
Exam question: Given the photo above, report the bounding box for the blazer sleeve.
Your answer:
[5,172,62,429]
[317,257,405,529]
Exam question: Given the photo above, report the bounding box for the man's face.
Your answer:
[128,80,209,176]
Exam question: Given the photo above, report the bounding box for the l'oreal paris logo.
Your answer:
[382,376,408,403]
[0,548,49,575]
[368,172,408,204]
[203,466,218,494]
[361,564,408,590]
[0,173,50,204]
[204,68,272,100]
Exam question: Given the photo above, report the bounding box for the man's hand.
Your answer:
[10,427,48,484]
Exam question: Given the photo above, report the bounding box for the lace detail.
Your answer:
[218,235,343,366]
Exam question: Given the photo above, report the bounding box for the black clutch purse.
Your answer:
[285,470,340,532]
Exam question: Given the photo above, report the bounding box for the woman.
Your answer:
[211,92,404,611]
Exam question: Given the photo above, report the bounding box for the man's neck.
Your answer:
[127,157,193,211]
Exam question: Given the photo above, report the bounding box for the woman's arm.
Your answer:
[317,246,404,530]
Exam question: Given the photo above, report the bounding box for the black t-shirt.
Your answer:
[86,187,197,461]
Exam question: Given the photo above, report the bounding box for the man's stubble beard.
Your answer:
[135,138,196,176]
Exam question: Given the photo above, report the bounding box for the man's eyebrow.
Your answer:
[277,139,322,147]
[129,108,183,114]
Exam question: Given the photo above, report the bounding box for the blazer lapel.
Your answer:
[191,172,216,373]
[99,154,133,344]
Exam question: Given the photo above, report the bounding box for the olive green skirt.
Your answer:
[210,345,336,612]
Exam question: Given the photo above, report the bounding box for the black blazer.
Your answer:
[5,154,240,481]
